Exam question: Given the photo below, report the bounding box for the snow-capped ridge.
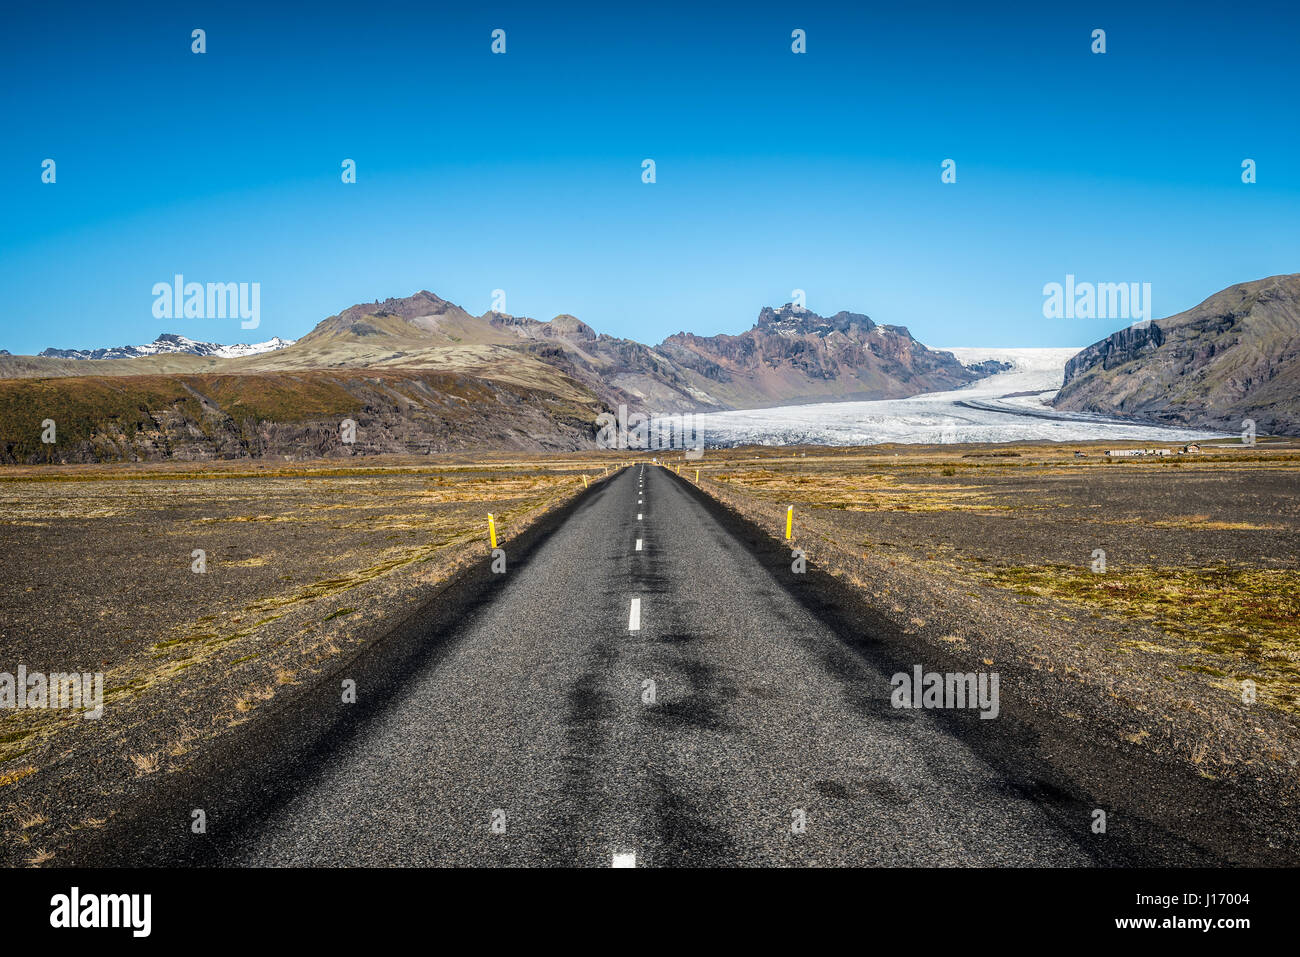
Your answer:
[39,334,295,361]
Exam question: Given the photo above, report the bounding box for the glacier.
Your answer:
[674,347,1231,447]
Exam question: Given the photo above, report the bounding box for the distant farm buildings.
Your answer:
[1104,445,1201,458]
[1106,448,1171,458]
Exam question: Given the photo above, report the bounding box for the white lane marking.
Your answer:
[612,851,636,868]
[635,538,643,551]
[638,499,643,504]
[628,598,641,631]
[637,513,642,520]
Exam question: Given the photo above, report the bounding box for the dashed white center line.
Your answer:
[635,538,643,551]
[637,513,642,520]
[628,598,641,631]
[612,851,636,868]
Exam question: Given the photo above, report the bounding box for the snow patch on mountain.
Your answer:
[39,334,295,360]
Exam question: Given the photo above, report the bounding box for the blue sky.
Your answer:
[2,0,1297,355]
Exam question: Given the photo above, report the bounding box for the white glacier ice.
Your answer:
[677,347,1230,447]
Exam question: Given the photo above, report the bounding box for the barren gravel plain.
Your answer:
[691,439,1300,790]
[0,453,613,864]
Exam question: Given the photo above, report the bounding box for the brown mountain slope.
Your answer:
[285,291,516,356]
[486,312,722,412]
[0,352,229,379]
[658,304,983,408]
[253,294,718,411]
[1053,274,1300,435]
[0,368,602,464]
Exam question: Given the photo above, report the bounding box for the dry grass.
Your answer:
[167,725,201,757]
[0,766,36,788]
[979,563,1300,713]
[17,808,47,829]
[129,752,160,776]
[25,847,54,865]
[715,468,1004,513]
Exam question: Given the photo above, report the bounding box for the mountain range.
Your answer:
[0,293,996,462]
[4,274,1295,464]
[38,333,295,361]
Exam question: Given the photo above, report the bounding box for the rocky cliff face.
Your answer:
[658,304,981,407]
[1061,322,1165,383]
[1054,274,1300,435]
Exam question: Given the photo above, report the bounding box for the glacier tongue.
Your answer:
[670,347,1230,447]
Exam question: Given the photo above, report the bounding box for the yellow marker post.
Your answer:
[488,514,498,549]
[695,469,700,482]
[583,474,588,488]
[785,505,793,540]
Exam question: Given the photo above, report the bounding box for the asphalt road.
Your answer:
[141,462,1112,867]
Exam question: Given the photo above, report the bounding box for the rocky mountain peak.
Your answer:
[543,315,597,339]
[756,305,878,337]
[336,290,458,325]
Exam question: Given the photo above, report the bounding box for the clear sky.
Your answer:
[2,0,1297,355]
